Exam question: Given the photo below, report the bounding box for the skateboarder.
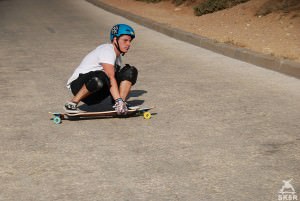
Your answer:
[64,24,138,115]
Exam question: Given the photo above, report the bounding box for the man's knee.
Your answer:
[118,64,138,85]
[85,77,105,93]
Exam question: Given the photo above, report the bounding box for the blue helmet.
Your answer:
[110,24,135,41]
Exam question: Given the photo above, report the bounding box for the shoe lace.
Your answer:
[66,102,76,110]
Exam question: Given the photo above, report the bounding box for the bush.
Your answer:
[172,0,185,6]
[256,0,300,16]
[194,0,250,16]
[171,0,197,6]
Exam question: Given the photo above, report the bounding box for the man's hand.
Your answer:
[113,98,128,115]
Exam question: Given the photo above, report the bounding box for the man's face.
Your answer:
[114,35,132,53]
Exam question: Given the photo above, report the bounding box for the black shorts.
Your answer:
[70,65,138,105]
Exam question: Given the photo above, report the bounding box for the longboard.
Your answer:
[49,106,153,124]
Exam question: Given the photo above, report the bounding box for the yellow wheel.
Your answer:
[143,112,151,119]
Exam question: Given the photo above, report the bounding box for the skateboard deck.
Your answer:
[49,106,153,124]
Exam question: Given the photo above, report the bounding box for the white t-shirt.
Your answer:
[66,44,122,89]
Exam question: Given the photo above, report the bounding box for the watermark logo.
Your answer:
[278,179,298,201]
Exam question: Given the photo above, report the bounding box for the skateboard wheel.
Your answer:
[53,116,62,124]
[143,112,151,119]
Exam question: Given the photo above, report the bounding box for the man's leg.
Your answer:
[119,80,132,101]
[70,84,91,104]
[117,64,138,101]
[65,72,109,112]
[65,83,94,113]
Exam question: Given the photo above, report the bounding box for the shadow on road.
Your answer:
[78,89,147,112]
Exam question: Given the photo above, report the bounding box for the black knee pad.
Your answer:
[85,77,105,93]
[118,64,138,85]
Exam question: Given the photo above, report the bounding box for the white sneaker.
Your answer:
[64,101,79,113]
[125,102,139,110]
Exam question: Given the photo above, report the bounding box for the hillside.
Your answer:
[101,0,300,62]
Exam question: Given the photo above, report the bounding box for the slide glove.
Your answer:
[113,98,128,115]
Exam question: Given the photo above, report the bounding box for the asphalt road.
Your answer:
[0,0,299,200]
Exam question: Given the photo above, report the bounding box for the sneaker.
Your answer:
[64,101,79,113]
[125,102,139,110]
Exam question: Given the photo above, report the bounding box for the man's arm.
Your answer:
[102,63,120,100]
[102,63,128,115]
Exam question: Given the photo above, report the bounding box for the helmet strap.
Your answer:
[114,37,125,56]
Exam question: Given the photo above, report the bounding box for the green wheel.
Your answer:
[53,116,62,124]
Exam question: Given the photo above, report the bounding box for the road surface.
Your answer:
[0,0,299,200]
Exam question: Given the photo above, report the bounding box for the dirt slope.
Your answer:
[101,0,300,62]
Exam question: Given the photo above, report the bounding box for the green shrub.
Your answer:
[172,0,187,6]
[256,0,300,16]
[194,0,249,16]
